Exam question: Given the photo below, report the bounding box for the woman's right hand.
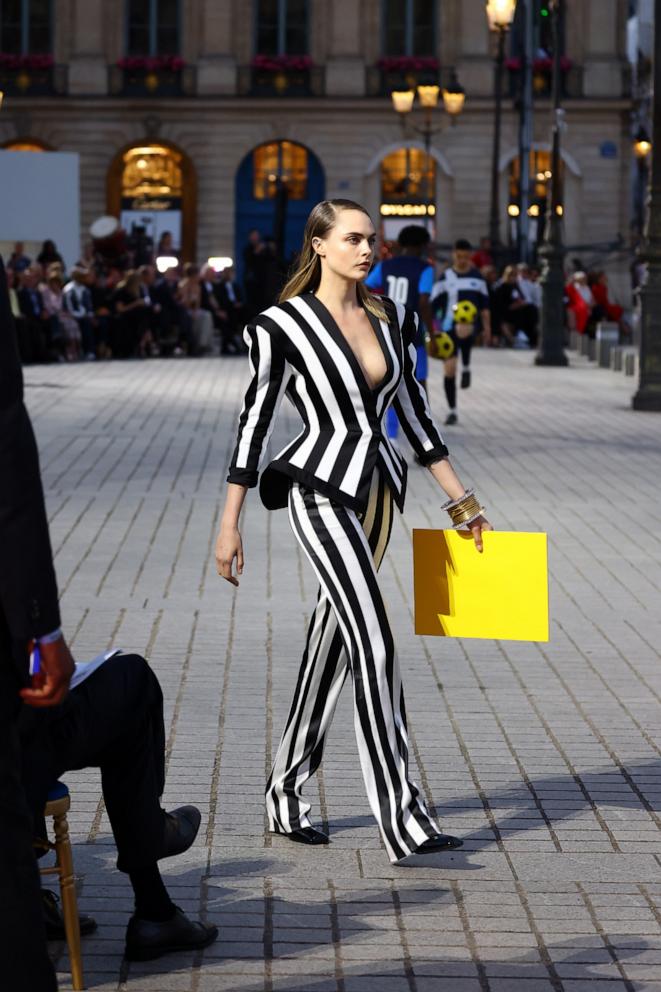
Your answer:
[215,525,244,586]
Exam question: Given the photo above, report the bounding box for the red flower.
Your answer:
[251,54,313,72]
[117,55,185,71]
[376,56,439,73]
[0,52,54,70]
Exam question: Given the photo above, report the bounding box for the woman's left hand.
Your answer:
[468,514,493,553]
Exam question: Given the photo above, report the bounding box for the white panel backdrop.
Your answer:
[0,151,80,269]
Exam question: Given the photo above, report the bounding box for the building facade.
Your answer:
[0,0,633,287]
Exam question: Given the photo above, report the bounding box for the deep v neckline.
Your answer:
[307,293,392,396]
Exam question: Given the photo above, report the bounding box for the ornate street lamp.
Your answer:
[485,0,516,260]
[633,0,661,410]
[391,72,466,228]
[535,0,568,367]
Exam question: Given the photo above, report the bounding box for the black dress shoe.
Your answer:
[42,889,97,941]
[413,833,464,855]
[444,412,458,426]
[125,906,218,961]
[159,805,201,860]
[271,825,329,845]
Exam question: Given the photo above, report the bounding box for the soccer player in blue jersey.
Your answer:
[430,238,492,425]
[365,225,435,440]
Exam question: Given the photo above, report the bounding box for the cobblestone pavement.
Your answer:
[25,347,661,992]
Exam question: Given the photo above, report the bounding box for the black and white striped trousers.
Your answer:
[265,468,440,862]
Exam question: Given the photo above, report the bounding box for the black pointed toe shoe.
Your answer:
[125,907,218,961]
[414,833,464,855]
[271,825,330,845]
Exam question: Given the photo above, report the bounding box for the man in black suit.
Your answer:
[0,254,73,989]
[151,265,194,355]
[22,651,218,961]
[17,266,52,363]
[216,266,247,354]
[200,264,239,355]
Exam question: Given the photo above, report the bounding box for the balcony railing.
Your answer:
[0,61,67,96]
[108,62,196,97]
[237,64,325,97]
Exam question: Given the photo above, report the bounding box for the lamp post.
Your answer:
[633,125,652,238]
[391,72,465,231]
[633,0,661,410]
[535,0,568,367]
[485,0,517,263]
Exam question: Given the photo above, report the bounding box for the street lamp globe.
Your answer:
[634,125,652,159]
[485,0,517,32]
[391,89,415,115]
[442,73,466,119]
[417,84,440,108]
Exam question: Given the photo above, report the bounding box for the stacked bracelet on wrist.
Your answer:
[441,489,485,529]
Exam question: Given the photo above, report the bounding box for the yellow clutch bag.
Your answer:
[413,529,549,642]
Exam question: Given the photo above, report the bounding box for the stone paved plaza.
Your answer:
[26,347,661,992]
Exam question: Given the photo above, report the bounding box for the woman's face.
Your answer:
[313,209,376,281]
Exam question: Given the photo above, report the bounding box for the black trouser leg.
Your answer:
[78,318,96,355]
[23,654,166,873]
[0,627,57,991]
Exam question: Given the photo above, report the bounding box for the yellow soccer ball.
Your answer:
[453,299,478,325]
[427,331,456,360]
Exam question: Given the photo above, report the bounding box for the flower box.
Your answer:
[506,56,574,97]
[372,56,440,96]
[0,53,58,95]
[248,55,317,96]
[112,56,190,96]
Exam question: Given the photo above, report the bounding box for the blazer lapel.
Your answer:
[305,293,393,401]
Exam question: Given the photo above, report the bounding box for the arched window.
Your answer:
[508,149,564,245]
[2,139,50,151]
[235,139,324,280]
[256,0,309,56]
[253,141,308,200]
[383,0,435,57]
[127,0,180,56]
[381,147,435,209]
[107,141,196,262]
[509,149,564,219]
[0,0,52,54]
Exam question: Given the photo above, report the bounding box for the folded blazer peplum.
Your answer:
[226,292,449,513]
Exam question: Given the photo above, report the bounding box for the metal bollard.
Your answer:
[595,322,620,368]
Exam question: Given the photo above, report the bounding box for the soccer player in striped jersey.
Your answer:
[430,239,492,425]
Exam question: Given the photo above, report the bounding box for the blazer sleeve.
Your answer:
[226,321,289,487]
[0,257,61,642]
[391,304,449,467]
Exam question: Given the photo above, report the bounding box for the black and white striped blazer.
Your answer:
[227,292,449,513]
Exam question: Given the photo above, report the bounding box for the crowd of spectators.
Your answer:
[461,236,630,349]
[6,237,249,365]
[7,229,630,366]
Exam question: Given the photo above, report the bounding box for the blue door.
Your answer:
[235,140,325,284]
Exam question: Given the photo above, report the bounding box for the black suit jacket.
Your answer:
[17,285,44,320]
[217,281,244,310]
[0,256,60,652]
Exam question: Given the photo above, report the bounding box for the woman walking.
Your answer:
[216,199,491,863]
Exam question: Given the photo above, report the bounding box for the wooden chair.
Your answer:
[39,781,85,991]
